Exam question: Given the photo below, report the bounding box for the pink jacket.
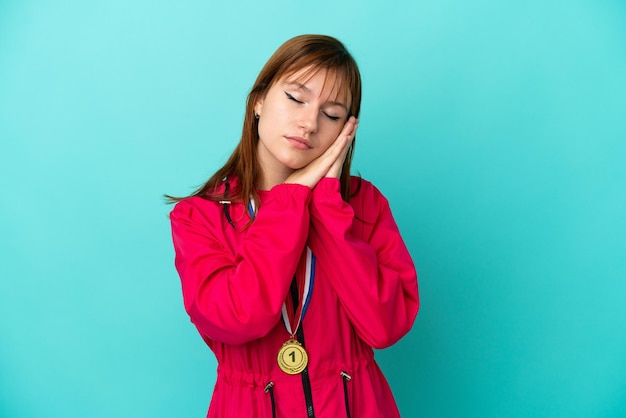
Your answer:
[170,177,419,417]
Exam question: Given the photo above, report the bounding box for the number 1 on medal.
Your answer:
[277,340,308,374]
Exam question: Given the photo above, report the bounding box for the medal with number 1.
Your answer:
[277,339,309,374]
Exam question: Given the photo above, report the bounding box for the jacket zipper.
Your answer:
[291,277,316,417]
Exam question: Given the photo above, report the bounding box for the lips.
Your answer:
[285,136,313,150]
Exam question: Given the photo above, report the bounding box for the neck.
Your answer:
[256,164,295,191]
[255,144,296,190]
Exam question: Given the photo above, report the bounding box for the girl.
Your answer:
[169,34,419,418]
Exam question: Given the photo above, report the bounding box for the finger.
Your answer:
[326,119,359,178]
[339,116,358,141]
[336,117,358,159]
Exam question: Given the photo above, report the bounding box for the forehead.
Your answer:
[280,66,351,104]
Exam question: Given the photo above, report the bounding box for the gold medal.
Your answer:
[277,339,308,375]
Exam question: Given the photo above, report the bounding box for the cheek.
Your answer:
[318,123,343,149]
[259,102,290,131]
[257,107,283,139]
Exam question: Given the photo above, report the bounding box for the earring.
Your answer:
[254,113,259,119]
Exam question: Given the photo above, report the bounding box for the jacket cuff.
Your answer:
[266,182,313,205]
[312,177,341,199]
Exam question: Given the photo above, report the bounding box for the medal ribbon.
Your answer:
[281,247,315,337]
[248,198,316,338]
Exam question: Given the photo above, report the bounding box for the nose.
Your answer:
[298,106,318,134]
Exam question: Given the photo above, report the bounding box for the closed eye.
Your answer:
[323,112,341,121]
[285,92,303,104]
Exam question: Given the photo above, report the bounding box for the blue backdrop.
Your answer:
[1,1,625,417]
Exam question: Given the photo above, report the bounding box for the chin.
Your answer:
[280,158,312,171]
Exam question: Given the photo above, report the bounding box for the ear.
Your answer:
[254,99,263,118]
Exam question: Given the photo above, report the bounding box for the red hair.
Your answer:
[168,35,362,216]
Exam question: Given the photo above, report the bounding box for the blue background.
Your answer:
[1,1,625,417]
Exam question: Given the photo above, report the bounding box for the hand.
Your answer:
[284,117,359,189]
[325,117,359,179]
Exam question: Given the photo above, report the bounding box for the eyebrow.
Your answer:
[283,81,348,111]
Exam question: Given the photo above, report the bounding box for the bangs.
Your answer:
[282,65,352,109]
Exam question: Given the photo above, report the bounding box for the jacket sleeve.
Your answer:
[170,184,312,345]
[308,178,419,349]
